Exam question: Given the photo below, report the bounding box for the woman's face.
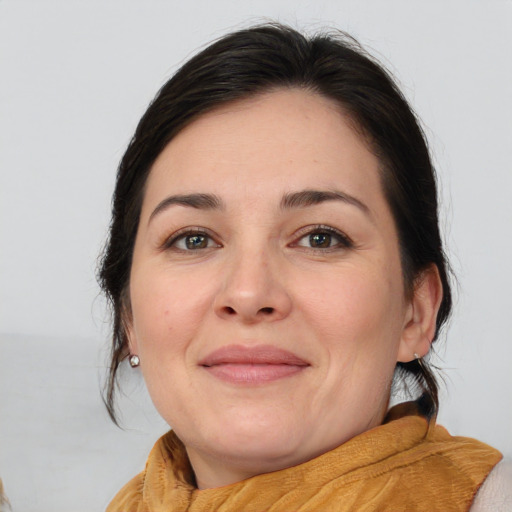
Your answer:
[127,89,420,487]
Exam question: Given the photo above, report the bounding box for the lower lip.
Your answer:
[203,363,307,384]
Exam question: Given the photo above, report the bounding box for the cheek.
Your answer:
[129,267,215,356]
[297,265,406,404]
[299,267,404,346]
[128,269,216,422]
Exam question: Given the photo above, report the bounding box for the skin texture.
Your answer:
[127,89,441,489]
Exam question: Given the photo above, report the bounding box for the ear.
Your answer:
[397,264,443,363]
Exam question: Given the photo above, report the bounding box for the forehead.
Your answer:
[143,89,383,213]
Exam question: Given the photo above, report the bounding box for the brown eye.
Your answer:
[309,233,332,248]
[294,226,353,251]
[167,230,220,251]
[185,234,208,250]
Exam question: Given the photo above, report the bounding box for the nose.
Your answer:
[213,247,292,324]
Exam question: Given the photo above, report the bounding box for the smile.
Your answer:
[199,344,310,384]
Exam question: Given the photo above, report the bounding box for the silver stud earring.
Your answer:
[129,354,140,368]
[413,353,421,360]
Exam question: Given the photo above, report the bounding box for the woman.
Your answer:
[100,24,508,511]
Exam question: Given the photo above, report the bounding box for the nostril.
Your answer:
[218,305,277,318]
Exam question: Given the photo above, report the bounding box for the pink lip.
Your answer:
[199,345,309,384]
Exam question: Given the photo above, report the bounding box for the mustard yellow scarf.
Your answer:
[107,405,501,511]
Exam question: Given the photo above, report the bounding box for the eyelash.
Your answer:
[162,225,353,253]
[162,228,221,252]
[292,225,354,252]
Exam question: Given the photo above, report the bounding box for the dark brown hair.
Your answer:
[98,23,452,423]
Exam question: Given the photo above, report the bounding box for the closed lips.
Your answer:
[199,345,310,384]
[199,344,309,367]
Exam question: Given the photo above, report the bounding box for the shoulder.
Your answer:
[470,459,512,512]
[105,471,144,512]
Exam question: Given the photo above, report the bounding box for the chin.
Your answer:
[193,412,305,466]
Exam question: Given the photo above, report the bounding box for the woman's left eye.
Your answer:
[294,227,352,250]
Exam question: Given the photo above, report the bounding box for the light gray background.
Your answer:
[1,1,511,511]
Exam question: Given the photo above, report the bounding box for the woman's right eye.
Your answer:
[166,231,220,251]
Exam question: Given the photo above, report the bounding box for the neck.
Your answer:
[184,405,391,490]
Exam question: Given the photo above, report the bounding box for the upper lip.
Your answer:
[199,344,310,367]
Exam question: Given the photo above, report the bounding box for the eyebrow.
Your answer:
[280,189,371,216]
[148,193,224,224]
[148,188,371,225]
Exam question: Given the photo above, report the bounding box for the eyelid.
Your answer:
[159,224,352,252]
[161,227,221,251]
[290,224,354,250]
